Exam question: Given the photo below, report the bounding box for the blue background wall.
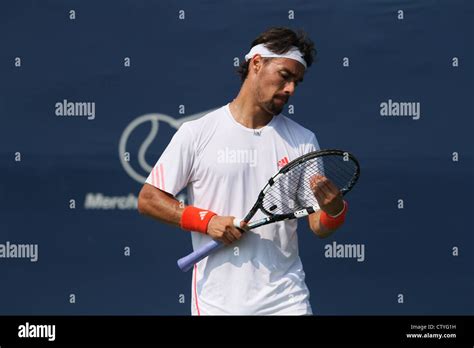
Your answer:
[0,0,472,315]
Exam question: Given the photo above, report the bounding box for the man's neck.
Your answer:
[229,89,274,129]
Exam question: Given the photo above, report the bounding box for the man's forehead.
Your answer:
[270,58,305,77]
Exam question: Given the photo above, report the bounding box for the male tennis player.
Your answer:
[138,27,348,315]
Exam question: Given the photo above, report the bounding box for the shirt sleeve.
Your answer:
[300,132,320,155]
[145,123,195,196]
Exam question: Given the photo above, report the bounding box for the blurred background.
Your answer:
[0,0,472,315]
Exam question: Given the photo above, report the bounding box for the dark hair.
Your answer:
[237,27,316,82]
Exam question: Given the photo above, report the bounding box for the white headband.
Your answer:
[244,43,307,69]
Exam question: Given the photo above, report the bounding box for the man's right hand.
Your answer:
[207,216,246,245]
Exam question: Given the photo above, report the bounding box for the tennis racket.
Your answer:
[177,149,360,272]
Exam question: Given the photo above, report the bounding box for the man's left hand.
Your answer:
[309,174,344,216]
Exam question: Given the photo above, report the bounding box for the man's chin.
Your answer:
[264,102,284,116]
[270,106,284,115]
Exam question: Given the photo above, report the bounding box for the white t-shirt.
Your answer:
[146,103,320,315]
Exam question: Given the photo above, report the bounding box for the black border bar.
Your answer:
[0,315,472,345]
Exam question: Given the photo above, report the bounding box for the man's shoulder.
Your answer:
[278,114,316,140]
[181,105,226,130]
[176,105,227,147]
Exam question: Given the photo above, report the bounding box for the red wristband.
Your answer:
[320,201,348,230]
[180,206,217,234]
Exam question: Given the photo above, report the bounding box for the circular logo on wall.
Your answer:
[119,109,215,183]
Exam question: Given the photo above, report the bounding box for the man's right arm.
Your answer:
[137,183,244,245]
[137,183,184,226]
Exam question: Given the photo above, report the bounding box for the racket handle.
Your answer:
[233,218,244,229]
[177,239,223,272]
[177,218,245,272]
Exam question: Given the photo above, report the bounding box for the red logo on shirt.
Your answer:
[277,156,289,169]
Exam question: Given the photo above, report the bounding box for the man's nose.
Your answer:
[283,81,296,96]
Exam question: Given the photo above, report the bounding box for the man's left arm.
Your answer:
[307,174,347,238]
[308,210,333,238]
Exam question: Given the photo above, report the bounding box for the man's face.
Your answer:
[253,57,305,115]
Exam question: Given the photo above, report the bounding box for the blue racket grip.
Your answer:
[177,239,223,272]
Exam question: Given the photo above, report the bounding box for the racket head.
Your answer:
[255,149,360,219]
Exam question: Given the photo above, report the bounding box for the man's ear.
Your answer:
[251,54,263,74]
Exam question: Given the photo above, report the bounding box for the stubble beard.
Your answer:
[263,100,283,116]
[256,86,283,116]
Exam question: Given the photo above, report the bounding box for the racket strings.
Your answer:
[261,155,358,215]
